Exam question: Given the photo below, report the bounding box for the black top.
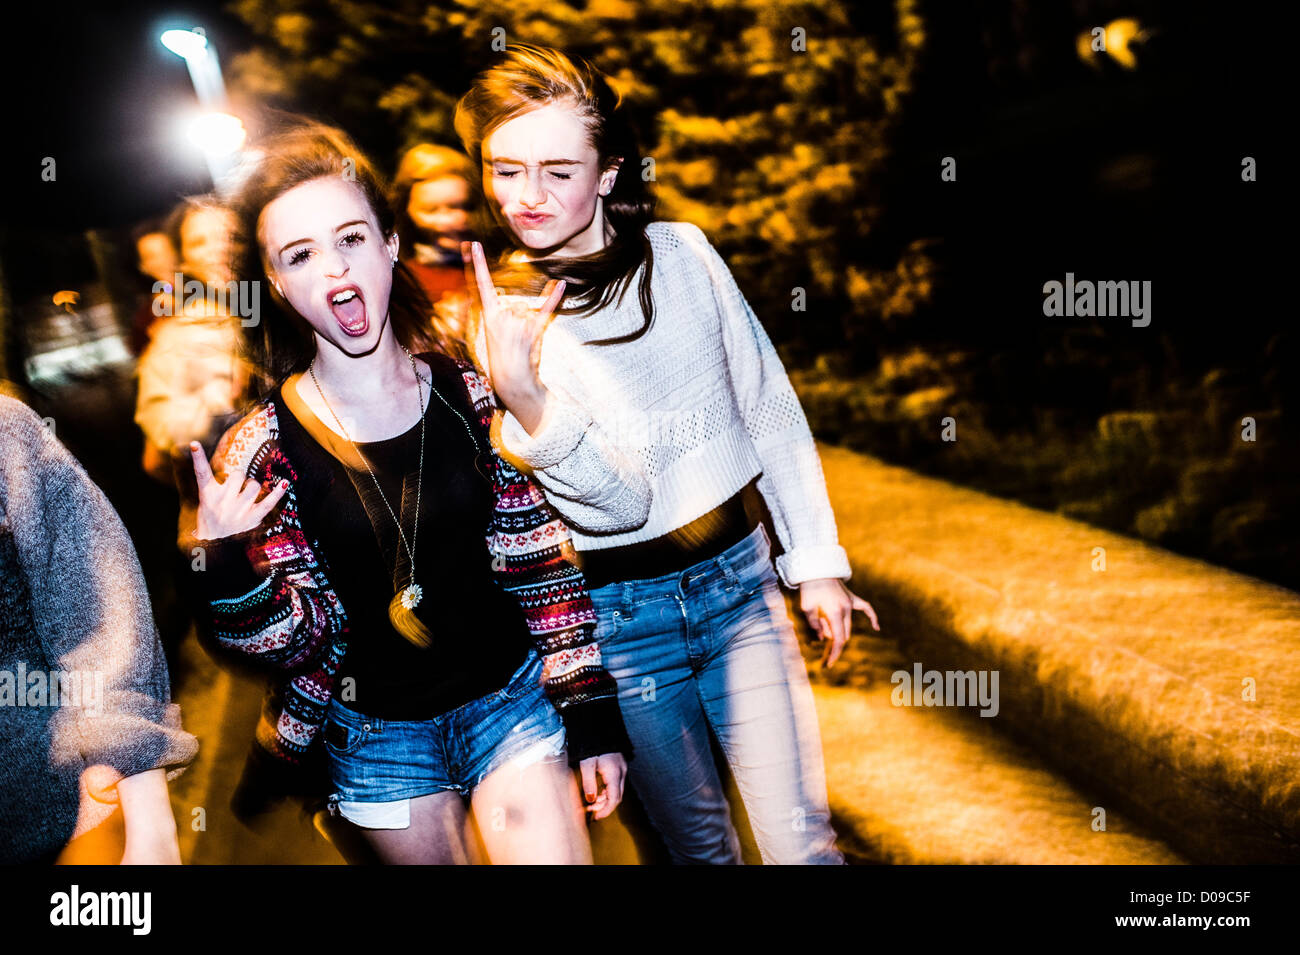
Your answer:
[271,356,534,720]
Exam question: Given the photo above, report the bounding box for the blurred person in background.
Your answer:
[127,219,178,357]
[135,196,250,485]
[133,196,250,672]
[456,44,880,865]
[390,143,478,344]
[0,393,197,864]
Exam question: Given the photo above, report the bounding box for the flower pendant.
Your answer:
[400,583,423,610]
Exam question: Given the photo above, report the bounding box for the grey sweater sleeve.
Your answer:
[18,410,198,801]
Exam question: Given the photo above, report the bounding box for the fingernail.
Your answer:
[585,792,595,803]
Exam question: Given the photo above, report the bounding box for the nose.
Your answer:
[321,244,350,277]
[519,169,545,209]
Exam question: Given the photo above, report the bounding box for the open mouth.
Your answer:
[327,285,368,336]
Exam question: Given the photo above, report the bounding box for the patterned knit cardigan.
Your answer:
[183,352,632,775]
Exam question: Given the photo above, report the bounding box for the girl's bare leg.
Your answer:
[352,790,483,864]
[470,749,591,864]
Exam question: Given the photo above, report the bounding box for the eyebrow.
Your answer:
[485,157,583,167]
[279,220,369,256]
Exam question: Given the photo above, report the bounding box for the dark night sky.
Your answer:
[6,1,255,231]
[1,0,1285,352]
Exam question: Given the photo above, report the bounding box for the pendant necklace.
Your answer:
[309,349,427,612]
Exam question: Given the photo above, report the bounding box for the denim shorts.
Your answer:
[322,650,567,829]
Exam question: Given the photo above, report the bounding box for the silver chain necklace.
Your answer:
[309,348,429,610]
[403,350,504,570]
[401,347,488,462]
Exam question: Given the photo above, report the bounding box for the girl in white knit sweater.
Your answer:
[454,44,879,864]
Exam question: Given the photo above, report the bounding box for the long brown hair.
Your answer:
[453,44,658,345]
[226,116,466,402]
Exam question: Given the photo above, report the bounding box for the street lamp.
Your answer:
[161,27,242,193]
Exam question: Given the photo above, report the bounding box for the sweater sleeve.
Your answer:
[178,409,349,767]
[483,419,633,767]
[26,434,198,805]
[680,222,852,587]
[472,315,653,535]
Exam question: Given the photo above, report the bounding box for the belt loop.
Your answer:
[715,546,740,592]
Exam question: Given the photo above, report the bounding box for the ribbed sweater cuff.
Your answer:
[559,696,634,768]
[76,701,199,804]
[775,544,853,589]
[500,393,591,470]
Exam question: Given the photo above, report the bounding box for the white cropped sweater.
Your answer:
[473,220,852,589]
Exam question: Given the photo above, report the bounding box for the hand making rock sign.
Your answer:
[461,239,565,436]
[189,440,289,540]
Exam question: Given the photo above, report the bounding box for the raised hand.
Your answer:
[462,240,565,433]
[189,440,288,540]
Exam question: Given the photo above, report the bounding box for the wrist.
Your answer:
[125,817,179,845]
[502,382,551,435]
[122,807,180,856]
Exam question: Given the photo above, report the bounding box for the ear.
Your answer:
[387,231,400,264]
[599,157,623,196]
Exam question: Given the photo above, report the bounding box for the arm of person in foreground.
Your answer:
[23,415,197,863]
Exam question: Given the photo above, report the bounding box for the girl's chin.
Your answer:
[518,230,574,253]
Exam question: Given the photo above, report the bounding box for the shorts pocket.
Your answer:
[592,602,624,643]
[322,707,372,756]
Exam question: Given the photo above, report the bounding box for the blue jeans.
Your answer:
[589,523,844,864]
[322,650,567,829]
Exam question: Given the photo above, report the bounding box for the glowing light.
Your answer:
[183,112,247,156]
[160,29,209,60]
[1104,18,1142,70]
[1076,19,1146,71]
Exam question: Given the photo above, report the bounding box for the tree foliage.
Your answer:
[225,0,933,359]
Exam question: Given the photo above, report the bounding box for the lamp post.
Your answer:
[160,27,245,194]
